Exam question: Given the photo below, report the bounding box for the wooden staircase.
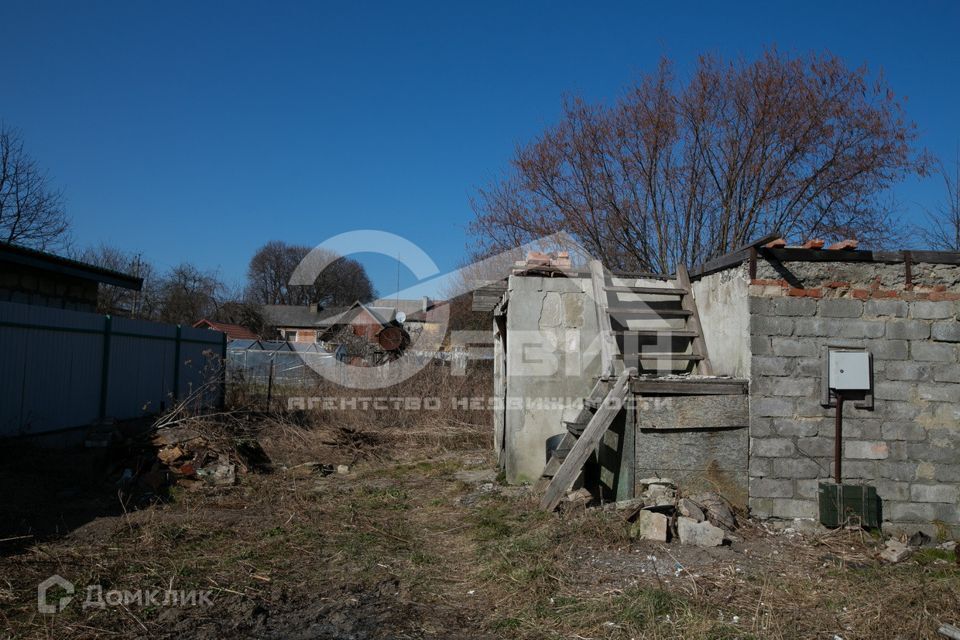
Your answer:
[539,261,713,511]
[600,261,713,377]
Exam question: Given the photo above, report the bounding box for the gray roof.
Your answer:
[318,302,396,327]
[261,304,349,329]
[371,298,435,316]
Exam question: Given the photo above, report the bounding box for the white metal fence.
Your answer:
[0,301,226,438]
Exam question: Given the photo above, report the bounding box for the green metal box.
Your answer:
[818,482,880,528]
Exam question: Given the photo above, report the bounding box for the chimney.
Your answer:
[308,302,319,314]
[421,296,429,312]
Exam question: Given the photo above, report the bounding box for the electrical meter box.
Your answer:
[828,350,871,391]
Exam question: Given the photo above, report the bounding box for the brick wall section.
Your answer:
[0,263,99,312]
[748,260,960,536]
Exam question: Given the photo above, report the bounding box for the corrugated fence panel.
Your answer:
[0,303,105,436]
[178,325,224,403]
[108,317,178,418]
[0,301,226,439]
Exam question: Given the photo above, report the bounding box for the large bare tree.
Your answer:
[471,49,927,272]
[245,240,375,308]
[920,151,960,251]
[0,125,70,250]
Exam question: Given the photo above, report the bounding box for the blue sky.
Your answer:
[1,1,957,296]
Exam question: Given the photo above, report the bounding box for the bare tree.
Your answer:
[471,49,928,272]
[0,125,70,250]
[76,244,155,317]
[920,150,960,250]
[245,240,375,308]
[155,263,224,325]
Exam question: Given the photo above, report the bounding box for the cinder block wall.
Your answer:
[747,259,960,536]
[0,263,98,312]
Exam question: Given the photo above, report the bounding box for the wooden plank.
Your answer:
[604,285,687,295]
[616,352,704,360]
[614,329,698,338]
[540,369,633,511]
[635,394,749,430]
[764,248,877,263]
[689,232,783,278]
[616,400,635,501]
[630,378,748,395]
[675,264,712,375]
[607,307,692,317]
[589,260,619,377]
[907,250,960,265]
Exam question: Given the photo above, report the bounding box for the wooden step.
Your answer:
[615,352,705,361]
[614,329,698,338]
[541,368,635,511]
[583,398,602,410]
[606,307,692,317]
[604,285,687,295]
[565,420,588,436]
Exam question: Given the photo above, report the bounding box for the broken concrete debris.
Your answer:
[677,517,726,547]
[594,479,738,546]
[629,511,669,542]
[677,498,705,523]
[689,492,737,530]
[879,539,912,563]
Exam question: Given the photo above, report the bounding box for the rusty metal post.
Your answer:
[834,391,844,484]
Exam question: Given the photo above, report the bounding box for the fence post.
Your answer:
[98,315,113,419]
[172,324,182,401]
[266,359,275,411]
[219,331,227,410]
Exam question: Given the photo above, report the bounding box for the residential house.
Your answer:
[261,303,347,343]
[192,318,259,341]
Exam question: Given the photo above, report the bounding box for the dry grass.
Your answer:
[1,364,959,639]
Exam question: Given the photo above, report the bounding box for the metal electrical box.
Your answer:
[818,482,880,528]
[828,350,871,391]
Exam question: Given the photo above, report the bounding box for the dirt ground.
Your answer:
[1,411,959,640]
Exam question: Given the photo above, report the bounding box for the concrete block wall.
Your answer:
[0,263,98,312]
[748,259,960,536]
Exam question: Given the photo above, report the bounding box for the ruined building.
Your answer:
[474,240,960,537]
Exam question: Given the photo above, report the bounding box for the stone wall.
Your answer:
[748,258,960,536]
[0,262,98,312]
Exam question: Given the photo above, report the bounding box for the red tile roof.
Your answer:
[192,319,259,340]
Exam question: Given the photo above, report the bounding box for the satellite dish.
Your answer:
[395,311,407,324]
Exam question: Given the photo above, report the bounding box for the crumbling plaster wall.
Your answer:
[503,275,601,483]
[691,265,751,378]
[748,258,960,536]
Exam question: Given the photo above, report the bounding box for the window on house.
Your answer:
[286,330,298,342]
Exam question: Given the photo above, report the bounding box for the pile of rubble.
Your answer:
[570,478,739,547]
[151,425,272,490]
[96,422,273,497]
